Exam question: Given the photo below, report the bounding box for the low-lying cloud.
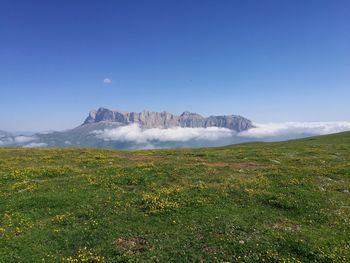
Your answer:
[1,121,350,149]
[93,121,350,147]
[14,136,36,143]
[22,142,48,148]
[93,124,235,143]
[0,136,35,145]
[0,135,42,147]
[239,121,350,139]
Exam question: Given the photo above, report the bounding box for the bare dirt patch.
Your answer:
[113,237,148,253]
[204,245,224,254]
[272,219,301,231]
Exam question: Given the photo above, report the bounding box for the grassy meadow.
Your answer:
[0,132,350,262]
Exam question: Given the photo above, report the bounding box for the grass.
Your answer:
[0,132,349,262]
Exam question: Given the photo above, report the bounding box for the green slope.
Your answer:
[0,132,349,262]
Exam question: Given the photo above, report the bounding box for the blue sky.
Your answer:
[1,0,349,131]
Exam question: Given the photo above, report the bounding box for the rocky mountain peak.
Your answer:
[181,111,198,116]
[83,107,254,132]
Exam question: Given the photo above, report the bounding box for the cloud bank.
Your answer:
[93,124,235,143]
[14,136,36,143]
[93,121,350,147]
[1,121,350,149]
[22,142,48,148]
[239,121,350,139]
[0,135,47,148]
[0,136,36,146]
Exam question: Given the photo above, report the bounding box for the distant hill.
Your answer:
[0,130,10,138]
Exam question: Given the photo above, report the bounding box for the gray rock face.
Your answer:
[83,107,254,132]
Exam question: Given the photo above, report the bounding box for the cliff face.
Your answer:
[83,107,254,132]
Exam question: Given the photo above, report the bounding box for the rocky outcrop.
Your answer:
[83,107,254,132]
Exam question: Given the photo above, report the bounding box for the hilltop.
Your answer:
[0,132,349,262]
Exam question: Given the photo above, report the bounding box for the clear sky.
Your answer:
[1,0,349,131]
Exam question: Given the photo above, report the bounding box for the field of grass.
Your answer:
[0,132,350,262]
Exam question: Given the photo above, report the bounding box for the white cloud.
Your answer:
[93,124,235,144]
[238,121,350,138]
[38,131,54,135]
[14,136,36,143]
[0,137,13,146]
[92,121,350,147]
[22,142,48,148]
[103,78,112,84]
[0,136,36,147]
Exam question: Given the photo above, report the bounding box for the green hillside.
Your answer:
[1,132,350,262]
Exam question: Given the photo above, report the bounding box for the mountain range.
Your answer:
[83,107,254,131]
[0,107,254,149]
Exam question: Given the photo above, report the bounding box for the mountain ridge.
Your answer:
[83,107,254,132]
[0,107,256,149]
